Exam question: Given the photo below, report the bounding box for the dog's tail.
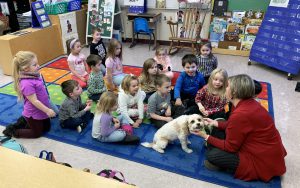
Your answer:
[141,142,153,148]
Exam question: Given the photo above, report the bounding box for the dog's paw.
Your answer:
[184,148,193,153]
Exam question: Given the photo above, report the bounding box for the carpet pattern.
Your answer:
[0,56,279,188]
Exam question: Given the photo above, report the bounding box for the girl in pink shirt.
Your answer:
[154,47,173,79]
[67,38,89,88]
[105,39,126,91]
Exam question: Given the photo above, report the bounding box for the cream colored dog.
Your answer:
[141,114,205,153]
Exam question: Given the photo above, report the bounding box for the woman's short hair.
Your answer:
[228,74,255,99]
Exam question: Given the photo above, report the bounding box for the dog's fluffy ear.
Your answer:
[177,115,189,134]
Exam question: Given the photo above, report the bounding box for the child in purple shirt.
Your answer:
[92,91,139,144]
[3,51,56,138]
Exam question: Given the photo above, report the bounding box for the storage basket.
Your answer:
[67,0,81,12]
[44,2,68,15]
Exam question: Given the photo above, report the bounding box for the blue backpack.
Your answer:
[0,136,27,153]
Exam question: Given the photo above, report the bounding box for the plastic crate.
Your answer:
[44,2,68,15]
[67,0,81,12]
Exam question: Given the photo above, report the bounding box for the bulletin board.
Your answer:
[86,0,116,39]
[228,0,270,11]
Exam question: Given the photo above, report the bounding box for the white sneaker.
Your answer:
[77,125,82,133]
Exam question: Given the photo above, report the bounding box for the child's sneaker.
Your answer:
[76,125,82,133]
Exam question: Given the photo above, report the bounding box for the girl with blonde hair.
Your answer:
[118,75,145,128]
[3,51,56,138]
[92,91,139,144]
[194,68,228,119]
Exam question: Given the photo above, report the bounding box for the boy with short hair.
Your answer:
[90,28,106,75]
[59,80,94,133]
[174,54,206,109]
[86,54,107,102]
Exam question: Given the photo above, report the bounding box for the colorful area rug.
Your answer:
[0,56,279,188]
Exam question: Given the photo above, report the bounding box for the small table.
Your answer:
[0,146,135,188]
[127,12,161,50]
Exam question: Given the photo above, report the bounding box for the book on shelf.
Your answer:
[245,24,260,35]
[156,0,166,8]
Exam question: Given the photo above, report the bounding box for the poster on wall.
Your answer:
[86,0,116,39]
[59,12,79,53]
[269,0,290,8]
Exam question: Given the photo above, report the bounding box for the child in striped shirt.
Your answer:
[196,42,218,83]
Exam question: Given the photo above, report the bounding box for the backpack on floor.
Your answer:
[39,150,72,167]
[97,169,134,185]
[0,136,27,153]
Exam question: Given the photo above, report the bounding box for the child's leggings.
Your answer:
[14,117,51,138]
[71,74,89,88]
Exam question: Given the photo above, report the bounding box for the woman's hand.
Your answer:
[191,130,208,140]
[204,118,218,127]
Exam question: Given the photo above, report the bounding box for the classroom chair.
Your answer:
[134,17,155,50]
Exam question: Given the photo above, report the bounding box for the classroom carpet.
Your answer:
[0,56,280,188]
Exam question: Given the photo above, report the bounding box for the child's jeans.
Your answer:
[72,74,89,88]
[60,111,94,129]
[96,129,126,142]
[112,73,126,86]
[100,64,106,76]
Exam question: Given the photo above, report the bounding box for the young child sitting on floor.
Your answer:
[139,58,159,103]
[92,91,140,144]
[153,47,173,79]
[67,38,89,88]
[147,74,184,129]
[59,80,94,133]
[118,75,146,128]
[86,54,107,102]
[194,68,228,119]
[174,54,206,109]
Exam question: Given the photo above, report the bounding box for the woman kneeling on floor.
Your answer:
[193,74,286,182]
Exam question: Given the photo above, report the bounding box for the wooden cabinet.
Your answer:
[0,25,64,75]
